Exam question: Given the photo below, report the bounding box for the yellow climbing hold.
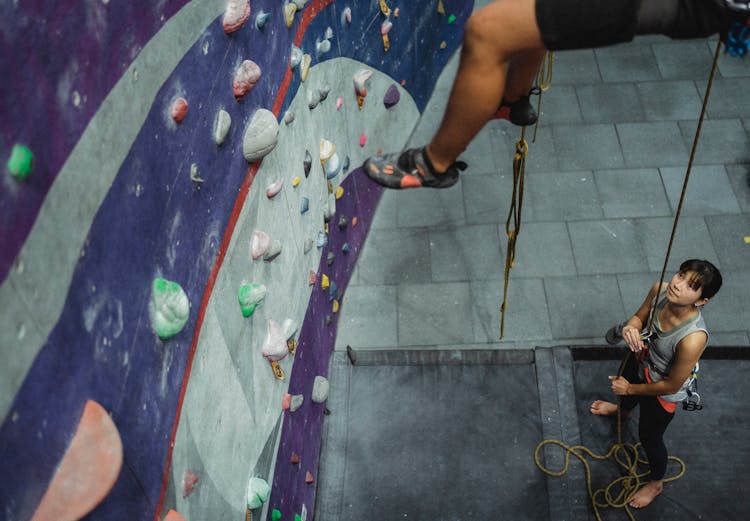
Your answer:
[335,186,344,199]
[321,274,330,290]
[744,236,750,244]
[440,41,447,49]
[379,0,391,17]
[437,0,445,14]
[292,176,301,187]
[300,54,312,82]
[284,2,297,27]
[332,299,340,313]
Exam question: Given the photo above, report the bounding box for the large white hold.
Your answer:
[246,477,271,509]
[242,109,279,162]
[213,109,231,145]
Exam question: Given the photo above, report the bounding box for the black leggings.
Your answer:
[619,355,675,481]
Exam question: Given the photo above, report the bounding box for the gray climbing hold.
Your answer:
[319,85,331,101]
[342,243,351,254]
[213,109,232,145]
[337,216,348,230]
[292,0,307,10]
[342,155,350,172]
[326,252,335,266]
[190,163,204,183]
[329,281,338,301]
[316,38,331,57]
[308,90,320,110]
[325,152,341,179]
[263,240,282,261]
[246,477,271,510]
[255,10,271,30]
[284,110,295,125]
[290,394,304,412]
[384,83,401,108]
[303,150,312,177]
[312,376,330,403]
[300,197,309,214]
[316,231,328,249]
[290,46,303,69]
[243,109,279,162]
[303,238,313,254]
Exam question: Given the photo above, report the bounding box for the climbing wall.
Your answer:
[0,1,471,520]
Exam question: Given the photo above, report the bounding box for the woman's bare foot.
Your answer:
[628,480,664,508]
[589,400,619,416]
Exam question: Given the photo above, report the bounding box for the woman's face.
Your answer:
[666,270,707,307]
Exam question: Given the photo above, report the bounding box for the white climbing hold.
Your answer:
[263,240,282,261]
[213,109,231,145]
[290,394,304,412]
[353,69,372,97]
[342,6,352,24]
[246,477,271,510]
[190,163,204,183]
[325,152,341,179]
[316,38,331,57]
[233,60,262,101]
[282,318,298,340]
[251,230,271,260]
[292,0,307,10]
[262,319,289,361]
[223,0,250,34]
[319,139,336,164]
[312,376,329,403]
[290,45,303,68]
[242,109,279,162]
[266,179,284,198]
[324,26,334,40]
[284,110,295,125]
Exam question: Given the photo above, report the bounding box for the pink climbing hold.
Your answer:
[251,230,271,260]
[223,0,250,34]
[359,133,367,147]
[282,393,292,410]
[182,469,199,498]
[233,60,262,101]
[172,97,188,123]
[30,400,123,521]
[309,270,317,286]
[305,471,314,484]
[336,97,344,110]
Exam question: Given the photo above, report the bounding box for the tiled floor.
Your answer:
[338,34,750,351]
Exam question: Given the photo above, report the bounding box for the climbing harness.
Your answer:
[534,40,723,519]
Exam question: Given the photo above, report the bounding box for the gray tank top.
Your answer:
[643,298,708,402]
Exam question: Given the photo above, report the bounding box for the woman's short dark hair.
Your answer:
[679,259,722,299]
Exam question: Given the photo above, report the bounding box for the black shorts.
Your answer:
[536,0,731,51]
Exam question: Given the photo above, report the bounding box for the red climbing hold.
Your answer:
[172,97,188,123]
[182,469,199,498]
[305,471,314,484]
[291,452,300,464]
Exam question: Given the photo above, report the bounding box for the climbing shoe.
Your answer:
[494,92,538,127]
[362,147,467,189]
[605,323,624,345]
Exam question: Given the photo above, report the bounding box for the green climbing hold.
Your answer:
[149,277,189,340]
[7,144,33,180]
[448,14,456,24]
[272,509,282,521]
[294,515,302,521]
[238,283,267,317]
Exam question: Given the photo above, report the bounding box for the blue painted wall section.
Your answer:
[0,1,472,519]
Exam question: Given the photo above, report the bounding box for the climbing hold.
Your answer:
[316,231,328,249]
[325,153,341,179]
[287,338,297,355]
[172,97,188,123]
[440,41,447,49]
[308,90,320,110]
[324,26,333,39]
[312,376,330,403]
[291,452,300,464]
[293,0,307,10]
[336,97,344,110]
[303,150,312,177]
[338,216,348,230]
[321,274,330,290]
[182,469,199,498]
[290,46,303,69]
[384,83,400,108]
[7,144,33,180]
[309,270,317,286]
[379,0,391,17]
[223,0,250,34]
[394,7,400,17]
[295,516,302,521]
[342,156,350,172]
[353,69,372,109]
[150,278,189,340]
[305,471,314,484]
[326,252,335,266]
[251,230,271,259]
[283,318,299,339]
[323,204,333,223]
[262,319,289,361]
[242,108,279,161]
[325,315,332,326]
[214,109,232,145]
[284,111,295,126]
[381,20,392,51]
[190,163,204,183]
[233,60,262,101]
[316,38,331,57]
[282,393,292,410]
[359,133,367,147]
[342,6,352,24]
[255,10,271,30]
[263,240,282,261]
[284,2,297,27]
[304,238,313,254]
[352,216,358,227]
[437,0,445,14]
[246,477,271,510]
[300,197,309,214]
[335,186,344,199]
[342,243,351,254]
[329,281,338,301]
[319,85,331,102]
[272,509,282,521]
[292,176,301,187]
[266,179,284,198]
[238,283,267,317]
[448,13,456,24]
[290,394,304,412]
[319,139,336,165]
[300,54,312,82]
[332,299,340,313]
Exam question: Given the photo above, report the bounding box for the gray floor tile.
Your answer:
[395,181,466,227]
[678,119,750,166]
[518,124,559,173]
[701,270,750,332]
[594,168,670,218]
[568,219,648,274]
[545,275,626,338]
[510,222,577,277]
[462,172,516,225]
[356,228,431,285]
[725,164,750,212]
[525,171,603,222]
[660,165,741,216]
[460,126,502,175]
[429,224,502,282]
[700,77,750,119]
[553,124,624,171]
[617,121,689,168]
[576,83,645,124]
[551,49,601,85]
[714,39,750,79]
[652,40,715,80]
[370,189,398,230]
[705,214,750,271]
[595,44,660,82]
[537,85,582,125]
[397,282,475,346]
[335,285,398,349]
[710,331,750,346]
[616,272,662,317]
[632,216,720,273]
[471,278,552,342]
[637,80,702,121]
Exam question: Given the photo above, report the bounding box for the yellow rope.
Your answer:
[532,52,554,143]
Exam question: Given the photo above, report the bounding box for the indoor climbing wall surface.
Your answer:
[0,1,471,520]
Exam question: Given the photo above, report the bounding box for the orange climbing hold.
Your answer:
[164,510,188,521]
[305,471,314,484]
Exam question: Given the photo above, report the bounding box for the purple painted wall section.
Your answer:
[0,0,189,282]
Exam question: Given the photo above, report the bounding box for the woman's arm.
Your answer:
[621,282,665,353]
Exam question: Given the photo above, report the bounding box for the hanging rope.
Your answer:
[533,51,554,143]
[534,39,722,519]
